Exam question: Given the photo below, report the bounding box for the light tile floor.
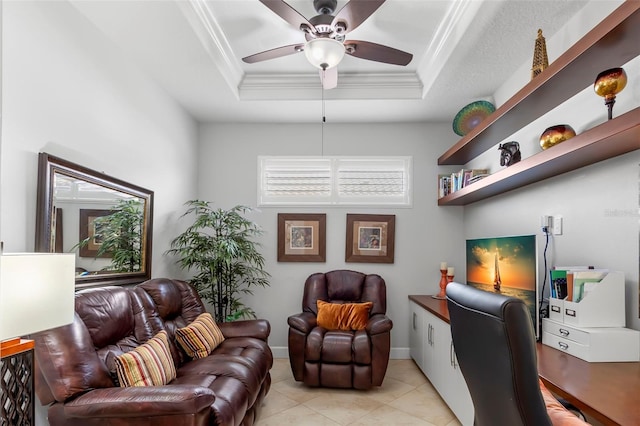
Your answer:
[257,359,462,426]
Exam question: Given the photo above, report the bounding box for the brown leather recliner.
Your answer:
[287,270,393,389]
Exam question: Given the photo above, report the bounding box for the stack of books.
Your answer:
[438,169,489,198]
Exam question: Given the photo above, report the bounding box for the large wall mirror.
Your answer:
[35,153,153,288]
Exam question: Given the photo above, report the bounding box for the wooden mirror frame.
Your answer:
[35,152,154,288]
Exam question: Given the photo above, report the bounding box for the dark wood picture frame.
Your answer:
[277,213,326,262]
[345,214,395,263]
[79,209,113,258]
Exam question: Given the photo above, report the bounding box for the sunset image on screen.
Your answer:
[465,235,538,328]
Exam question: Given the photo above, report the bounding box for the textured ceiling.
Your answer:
[69,0,592,124]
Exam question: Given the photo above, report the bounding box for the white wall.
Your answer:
[196,122,465,356]
[0,0,198,281]
[0,4,199,423]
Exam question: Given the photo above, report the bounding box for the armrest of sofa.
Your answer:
[287,312,317,334]
[62,385,215,419]
[218,319,270,341]
[367,314,393,335]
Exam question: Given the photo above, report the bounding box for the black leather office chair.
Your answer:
[446,282,588,426]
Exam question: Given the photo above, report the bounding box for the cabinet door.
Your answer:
[428,310,475,426]
[443,335,474,425]
[409,301,426,372]
[422,310,444,392]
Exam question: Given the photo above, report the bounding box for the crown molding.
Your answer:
[416,0,485,98]
[179,0,243,99]
[239,72,423,100]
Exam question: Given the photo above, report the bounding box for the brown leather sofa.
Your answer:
[32,278,273,426]
[287,270,392,389]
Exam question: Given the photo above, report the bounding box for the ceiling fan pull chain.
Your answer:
[321,70,325,156]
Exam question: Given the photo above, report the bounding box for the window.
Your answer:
[258,156,412,206]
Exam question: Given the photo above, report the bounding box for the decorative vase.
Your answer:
[539,124,576,150]
[594,67,627,120]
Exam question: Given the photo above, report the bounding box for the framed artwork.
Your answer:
[277,213,326,262]
[345,214,395,263]
[466,234,539,337]
[79,209,113,258]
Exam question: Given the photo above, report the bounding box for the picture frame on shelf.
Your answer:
[277,213,326,262]
[79,209,113,258]
[345,214,395,263]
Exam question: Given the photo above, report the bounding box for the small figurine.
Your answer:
[498,141,521,167]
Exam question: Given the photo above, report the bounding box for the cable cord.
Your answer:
[538,227,550,339]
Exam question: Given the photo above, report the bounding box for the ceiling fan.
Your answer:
[242,0,413,89]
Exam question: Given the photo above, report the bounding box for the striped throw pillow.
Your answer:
[114,330,176,387]
[175,312,225,359]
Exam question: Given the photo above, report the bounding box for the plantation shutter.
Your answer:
[258,156,412,206]
[336,158,411,205]
[259,157,332,205]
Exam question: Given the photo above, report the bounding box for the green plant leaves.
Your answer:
[166,200,270,322]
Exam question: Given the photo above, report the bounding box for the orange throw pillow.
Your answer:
[316,300,373,331]
[539,380,590,425]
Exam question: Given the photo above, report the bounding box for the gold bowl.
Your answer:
[539,124,576,150]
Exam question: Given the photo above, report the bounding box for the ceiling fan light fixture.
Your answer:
[304,38,345,70]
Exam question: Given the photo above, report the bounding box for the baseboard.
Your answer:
[271,346,289,359]
[270,346,411,360]
[390,347,411,359]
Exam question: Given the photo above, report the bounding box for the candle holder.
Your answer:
[594,67,627,120]
[433,268,448,299]
[447,274,454,284]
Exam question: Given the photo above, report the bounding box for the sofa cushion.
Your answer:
[32,313,113,403]
[115,330,176,387]
[316,300,372,330]
[134,279,207,367]
[75,286,137,349]
[175,313,225,359]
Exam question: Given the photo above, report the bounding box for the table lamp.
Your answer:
[0,252,75,426]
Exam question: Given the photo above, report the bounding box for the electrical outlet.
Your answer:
[540,215,551,232]
[552,215,563,235]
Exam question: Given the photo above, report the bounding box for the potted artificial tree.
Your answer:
[166,200,270,322]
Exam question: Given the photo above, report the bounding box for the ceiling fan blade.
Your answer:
[259,0,315,33]
[332,0,385,34]
[345,40,412,66]
[242,44,304,63]
[320,67,338,90]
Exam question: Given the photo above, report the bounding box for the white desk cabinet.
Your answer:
[409,297,474,426]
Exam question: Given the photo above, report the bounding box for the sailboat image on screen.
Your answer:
[493,248,502,292]
[466,234,539,337]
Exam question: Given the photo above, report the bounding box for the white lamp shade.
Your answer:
[0,253,75,341]
[304,38,345,70]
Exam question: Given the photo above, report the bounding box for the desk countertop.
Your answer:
[408,295,640,426]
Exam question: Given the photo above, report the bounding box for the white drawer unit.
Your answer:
[542,319,640,362]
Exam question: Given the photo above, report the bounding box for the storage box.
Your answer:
[548,271,624,327]
[542,318,639,362]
